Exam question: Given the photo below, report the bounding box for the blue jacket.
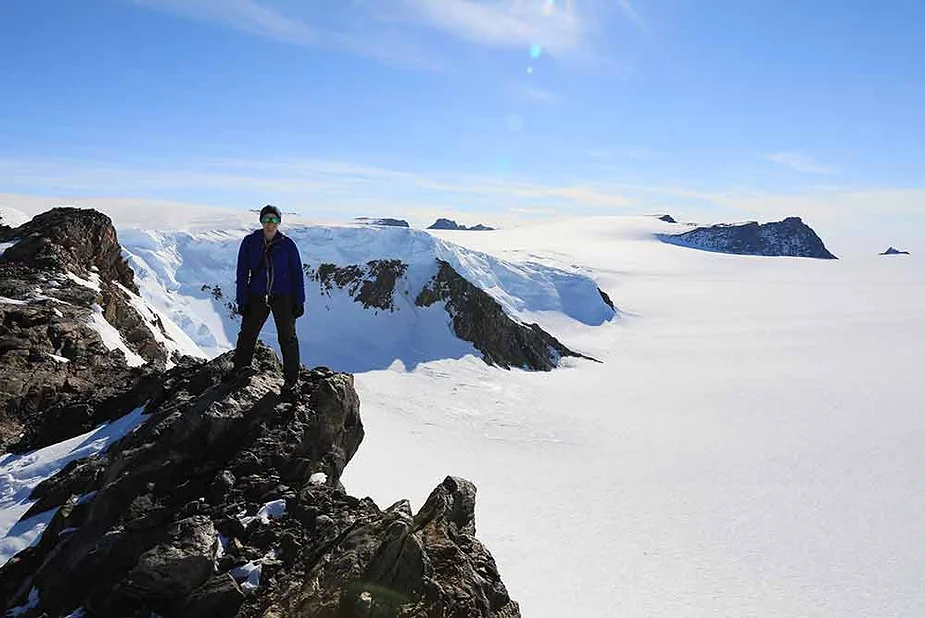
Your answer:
[235,230,306,308]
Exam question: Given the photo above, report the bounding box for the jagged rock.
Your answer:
[112,515,218,604]
[659,216,837,259]
[658,214,677,223]
[427,219,495,231]
[178,573,245,618]
[355,217,410,228]
[307,258,596,370]
[310,260,409,311]
[0,208,181,452]
[880,247,910,255]
[0,344,518,618]
[416,260,595,370]
[2,207,136,291]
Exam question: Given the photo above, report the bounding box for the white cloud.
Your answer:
[3,157,924,251]
[133,0,317,44]
[764,151,834,175]
[0,155,639,215]
[400,0,585,57]
[130,0,639,67]
[131,0,442,69]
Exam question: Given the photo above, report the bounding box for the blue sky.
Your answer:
[1,0,923,247]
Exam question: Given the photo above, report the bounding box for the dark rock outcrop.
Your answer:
[657,214,677,223]
[0,208,178,452]
[4,208,137,292]
[0,345,520,618]
[308,260,409,312]
[880,247,910,255]
[306,259,593,370]
[427,219,495,231]
[416,260,595,370]
[354,217,410,228]
[659,216,837,259]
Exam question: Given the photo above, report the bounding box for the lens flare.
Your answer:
[526,66,534,75]
[529,44,543,60]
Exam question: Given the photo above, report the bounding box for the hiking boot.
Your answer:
[280,379,299,400]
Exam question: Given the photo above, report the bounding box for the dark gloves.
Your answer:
[294,303,304,318]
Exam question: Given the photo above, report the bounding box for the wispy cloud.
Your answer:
[617,0,647,30]
[131,0,641,68]
[511,82,563,105]
[764,151,834,175]
[131,0,442,69]
[0,155,639,215]
[399,0,585,57]
[133,0,316,44]
[3,157,924,251]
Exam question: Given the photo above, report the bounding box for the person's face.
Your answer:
[261,214,280,233]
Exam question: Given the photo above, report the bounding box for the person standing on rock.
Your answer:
[225,205,305,395]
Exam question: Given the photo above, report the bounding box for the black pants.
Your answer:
[232,294,300,384]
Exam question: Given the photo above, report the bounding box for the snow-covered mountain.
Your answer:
[0,208,204,452]
[119,223,614,371]
[2,204,924,617]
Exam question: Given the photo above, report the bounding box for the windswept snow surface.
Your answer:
[118,224,610,370]
[0,205,30,228]
[4,208,922,616]
[340,216,925,618]
[0,405,149,567]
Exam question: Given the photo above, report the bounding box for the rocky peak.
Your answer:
[303,257,598,371]
[660,216,838,259]
[354,217,410,228]
[309,260,409,311]
[880,247,910,255]
[2,207,137,292]
[0,208,188,451]
[0,344,520,618]
[416,259,596,370]
[427,219,495,231]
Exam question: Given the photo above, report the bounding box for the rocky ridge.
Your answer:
[0,345,520,618]
[427,219,495,232]
[659,216,837,259]
[307,259,596,370]
[354,218,410,228]
[0,208,187,452]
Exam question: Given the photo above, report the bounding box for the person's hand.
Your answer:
[294,303,304,318]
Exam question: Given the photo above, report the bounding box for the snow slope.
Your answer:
[0,406,149,566]
[340,215,925,617]
[118,224,611,370]
[3,208,923,616]
[0,205,30,229]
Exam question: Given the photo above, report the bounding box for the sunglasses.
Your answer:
[261,215,281,224]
